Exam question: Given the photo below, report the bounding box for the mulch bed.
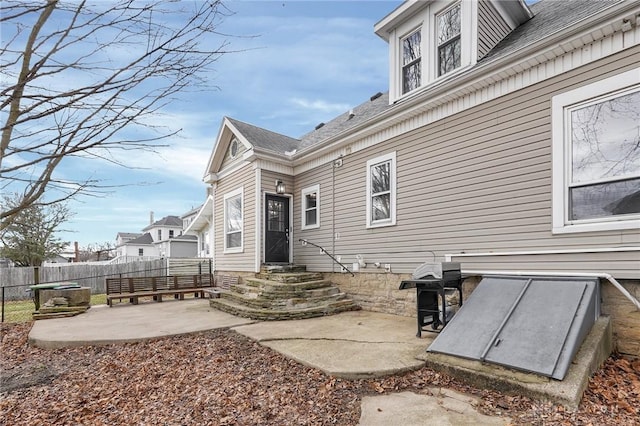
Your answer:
[1,322,639,425]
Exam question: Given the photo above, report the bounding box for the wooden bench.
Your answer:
[106,274,214,306]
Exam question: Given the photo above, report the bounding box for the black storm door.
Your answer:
[265,195,290,263]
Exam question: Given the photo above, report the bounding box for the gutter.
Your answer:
[461,269,640,311]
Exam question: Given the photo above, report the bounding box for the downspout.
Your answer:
[462,269,640,311]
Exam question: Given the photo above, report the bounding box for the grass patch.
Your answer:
[1,294,107,324]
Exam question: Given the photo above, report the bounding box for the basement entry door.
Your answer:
[427,275,600,380]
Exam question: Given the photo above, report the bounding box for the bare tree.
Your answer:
[77,241,116,262]
[1,0,233,229]
[0,193,72,266]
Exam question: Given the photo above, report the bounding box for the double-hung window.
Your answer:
[552,68,640,233]
[301,184,320,230]
[437,3,461,77]
[402,29,421,94]
[224,187,243,252]
[366,152,397,228]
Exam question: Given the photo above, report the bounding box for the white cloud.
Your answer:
[289,98,351,114]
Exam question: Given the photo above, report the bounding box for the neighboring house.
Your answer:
[184,195,214,258]
[118,232,156,258]
[116,232,142,247]
[116,214,198,258]
[193,0,640,354]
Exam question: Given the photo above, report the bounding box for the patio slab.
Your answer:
[29,299,254,349]
[233,310,431,379]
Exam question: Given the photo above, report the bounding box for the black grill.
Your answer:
[399,262,463,337]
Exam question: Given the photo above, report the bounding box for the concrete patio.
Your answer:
[27,298,611,422]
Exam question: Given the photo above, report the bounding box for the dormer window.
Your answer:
[402,29,421,94]
[437,3,461,76]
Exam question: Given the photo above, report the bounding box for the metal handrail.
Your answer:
[298,239,354,277]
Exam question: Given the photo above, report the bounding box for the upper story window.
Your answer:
[552,68,640,234]
[138,248,144,256]
[402,29,422,94]
[224,187,243,252]
[379,1,480,103]
[366,152,397,228]
[157,229,161,240]
[301,184,320,230]
[169,230,174,238]
[437,3,461,76]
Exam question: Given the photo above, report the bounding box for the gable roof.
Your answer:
[116,232,142,239]
[125,232,154,245]
[143,215,182,231]
[226,117,300,155]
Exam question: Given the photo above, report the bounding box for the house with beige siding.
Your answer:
[191,0,640,354]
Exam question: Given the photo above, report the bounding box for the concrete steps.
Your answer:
[209,265,359,320]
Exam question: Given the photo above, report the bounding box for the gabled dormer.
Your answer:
[375,0,532,103]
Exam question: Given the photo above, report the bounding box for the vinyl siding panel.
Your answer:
[477,0,511,59]
[293,163,336,272]
[214,163,256,272]
[292,47,640,279]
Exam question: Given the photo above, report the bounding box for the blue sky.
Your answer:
[49,1,401,247]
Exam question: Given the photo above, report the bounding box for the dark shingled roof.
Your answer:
[227,117,301,155]
[225,92,392,156]
[117,232,142,239]
[479,0,623,64]
[298,92,391,151]
[126,232,154,245]
[146,215,183,228]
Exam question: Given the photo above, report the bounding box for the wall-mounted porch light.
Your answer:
[275,179,286,194]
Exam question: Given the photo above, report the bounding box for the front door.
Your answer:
[265,194,290,263]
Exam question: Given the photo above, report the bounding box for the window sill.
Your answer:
[301,224,320,231]
[553,219,640,234]
[366,220,396,229]
[224,248,244,254]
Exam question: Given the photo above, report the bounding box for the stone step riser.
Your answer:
[254,273,324,283]
[260,265,307,274]
[230,285,340,299]
[209,298,360,321]
[221,291,348,310]
[244,279,331,291]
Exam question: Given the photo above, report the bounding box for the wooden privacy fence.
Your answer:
[0,259,168,300]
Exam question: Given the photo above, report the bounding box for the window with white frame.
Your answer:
[437,2,461,77]
[169,230,174,238]
[552,68,640,233]
[157,229,161,240]
[224,187,243,252]
[138,248,144,256]
[366,152,397,228]
[402,28,421,94]
[301,184,320,230]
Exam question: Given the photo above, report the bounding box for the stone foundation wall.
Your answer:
[330,272,640,357]
[600,279,640,356]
